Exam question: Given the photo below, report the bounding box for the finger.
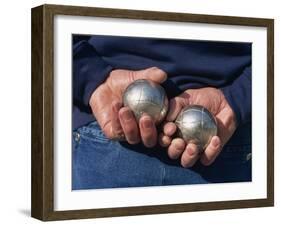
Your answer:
[119,107,140,144]
[139,114,157,148]
[111,101,123,138]
[181,143,200,168]
[167,138,185,159]
[158,133,171,147]
[200,136,222,166]
[133,67,167,84]
[166,96,188,122]
[163,122,177,136]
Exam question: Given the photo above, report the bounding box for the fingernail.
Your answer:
[162,135,171,146]
[213,137,220,147]
[122,110,132,121]
[187,147,196,156]
[143,119,153,129]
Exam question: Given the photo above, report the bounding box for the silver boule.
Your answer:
[123,79,168,124]
[175,105,217,150]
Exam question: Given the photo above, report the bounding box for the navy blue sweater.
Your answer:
[73,35,251,130]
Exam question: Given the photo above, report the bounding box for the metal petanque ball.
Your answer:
[123,79,168,124]
[175,105,218,150]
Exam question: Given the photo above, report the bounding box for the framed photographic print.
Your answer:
[31,4,274,221]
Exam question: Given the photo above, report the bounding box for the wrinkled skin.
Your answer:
[89,67,167,148]
[159,87,237,167]
[90,67,237,166]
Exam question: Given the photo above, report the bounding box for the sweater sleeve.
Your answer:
[73,40,113,106]
[221,66,251,126]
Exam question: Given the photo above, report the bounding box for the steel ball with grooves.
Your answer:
[122,79,168,124]
[175,105,218,150]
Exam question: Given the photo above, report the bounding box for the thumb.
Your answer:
[166,95,189,122]
[133,67,167,84]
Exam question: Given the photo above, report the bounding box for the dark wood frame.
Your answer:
[31,4,274,221]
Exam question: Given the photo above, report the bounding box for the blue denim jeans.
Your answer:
[72,120,251,190]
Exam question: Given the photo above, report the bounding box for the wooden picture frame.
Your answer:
[31,4,274,221]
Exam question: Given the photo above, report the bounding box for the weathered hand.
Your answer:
[159,87,237,167]
[89,67,167,147]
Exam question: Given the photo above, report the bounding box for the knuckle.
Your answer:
[128,70,136,83]
[150,66,159,71]
[149,66,162,74]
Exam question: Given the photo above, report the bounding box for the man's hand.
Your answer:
[159,87,237,167]
[89,67,167,147]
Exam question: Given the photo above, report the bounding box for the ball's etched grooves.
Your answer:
[175,105,217,150]
[123,79,168,124]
